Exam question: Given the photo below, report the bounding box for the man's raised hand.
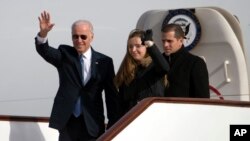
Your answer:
[38,11,55,38]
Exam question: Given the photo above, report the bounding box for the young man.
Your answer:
[161,23,210,98]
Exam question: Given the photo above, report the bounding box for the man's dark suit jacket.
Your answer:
[35,39,120,137]
[163,46,210,98]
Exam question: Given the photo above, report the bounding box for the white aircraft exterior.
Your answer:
[0,0,250,140]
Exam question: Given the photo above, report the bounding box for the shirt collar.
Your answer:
[81,47,92,60]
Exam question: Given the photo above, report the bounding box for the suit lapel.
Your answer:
[85,48,100,87]
[71,51,84,86]
[90,50,98,80]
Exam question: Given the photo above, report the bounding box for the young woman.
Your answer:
[114,29,170,116]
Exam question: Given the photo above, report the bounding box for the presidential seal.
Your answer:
[162,9,201,51]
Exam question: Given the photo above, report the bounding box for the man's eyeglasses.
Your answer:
[72,34,87,40]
